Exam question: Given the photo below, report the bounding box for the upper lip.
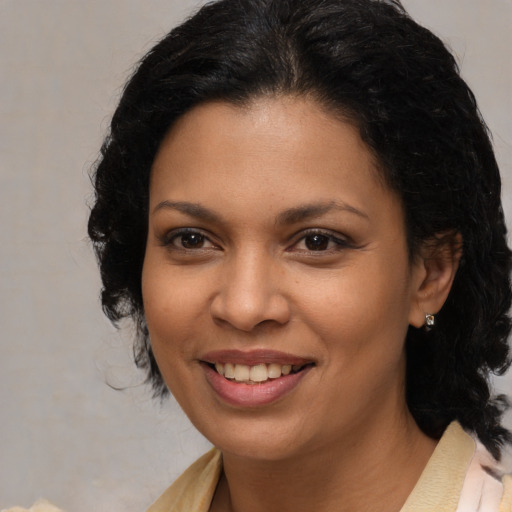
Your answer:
[201,349,314,366]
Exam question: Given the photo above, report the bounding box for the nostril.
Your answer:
[210,289,291,332]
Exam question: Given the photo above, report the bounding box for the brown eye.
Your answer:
[163,229,217,252]
[179,232,206,249]
[304,234,330,251]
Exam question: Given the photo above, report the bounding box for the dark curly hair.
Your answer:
[88,0,512,458]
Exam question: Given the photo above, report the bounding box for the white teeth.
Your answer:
[213,362,304,383]
[281,364,292,375]
[234,364,250,382]
[250,364,268,382]
[267,363,282,379]
[224,363,235,379]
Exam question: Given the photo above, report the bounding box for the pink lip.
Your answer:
[201,349,312,367]
[202,361,313,408]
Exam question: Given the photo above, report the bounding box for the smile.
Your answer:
[212,362,308,384]
[201,350,315,407]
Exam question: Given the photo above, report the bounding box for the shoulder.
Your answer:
[401,422,511,512]
[501,475,512,512]
[146,448,222,512]
[1,500,64,512]
[457,435,511,512]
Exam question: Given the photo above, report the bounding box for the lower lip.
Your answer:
[203,364,312,408]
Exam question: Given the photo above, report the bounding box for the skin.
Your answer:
[142,96,459,512]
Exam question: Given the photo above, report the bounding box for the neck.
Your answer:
[211,410,437,512]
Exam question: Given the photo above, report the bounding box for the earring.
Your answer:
[424,313,435,332]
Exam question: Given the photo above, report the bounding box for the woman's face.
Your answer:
[142,97,425,461]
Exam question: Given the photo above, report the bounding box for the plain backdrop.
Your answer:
[0,1,511,511]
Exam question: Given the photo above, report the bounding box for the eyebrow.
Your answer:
[153,199,368,225]
[152,201,223,223]
[275,201,369,225]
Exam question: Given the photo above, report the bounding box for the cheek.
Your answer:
[142,280,202,401]
[142,261,204,362]
[295,258,412,355]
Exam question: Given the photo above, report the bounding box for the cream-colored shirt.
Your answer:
[147,422,512,512]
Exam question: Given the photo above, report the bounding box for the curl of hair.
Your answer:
[88,0,512,457]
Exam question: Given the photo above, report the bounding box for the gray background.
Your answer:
[0,1,511,511]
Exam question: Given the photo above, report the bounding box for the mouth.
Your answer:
[200,350,315,407]
[206,362,313,384]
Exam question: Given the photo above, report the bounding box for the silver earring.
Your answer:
[424,313,435,332]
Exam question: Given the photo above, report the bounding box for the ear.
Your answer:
[409,233,462,329]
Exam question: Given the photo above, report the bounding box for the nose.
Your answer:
[210,249,291,332]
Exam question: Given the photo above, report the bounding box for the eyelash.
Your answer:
[160,227,353,255]
[289,229,353,253]
[160,228,217,251]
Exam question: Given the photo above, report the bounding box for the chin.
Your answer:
[192,411,317,462]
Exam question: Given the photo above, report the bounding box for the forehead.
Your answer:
[149,96,399,224]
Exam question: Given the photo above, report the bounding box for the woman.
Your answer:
[88,0,512,510]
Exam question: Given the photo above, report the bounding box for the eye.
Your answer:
[303,234,332,251]
[165,229,217,250]
[291,230,350,252]
[179,232,206,249]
